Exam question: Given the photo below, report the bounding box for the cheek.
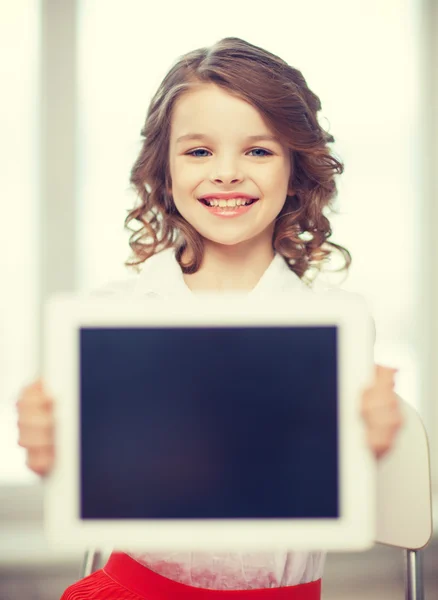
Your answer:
[260,162,290,190]
[171,166,199,197]
[171,191,199,222]
[262,169,289,203]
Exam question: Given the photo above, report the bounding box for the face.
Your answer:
[168,84,293,249]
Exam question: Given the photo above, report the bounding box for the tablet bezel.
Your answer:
[44,291,375,552]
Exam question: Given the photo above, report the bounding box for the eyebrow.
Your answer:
[176,133,281,145]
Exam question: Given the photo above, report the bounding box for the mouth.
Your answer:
[199,197,259,208]
[198,197,259,218]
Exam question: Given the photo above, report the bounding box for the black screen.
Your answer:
[79,326,339,520]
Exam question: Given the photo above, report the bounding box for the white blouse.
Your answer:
[96,248,357,589]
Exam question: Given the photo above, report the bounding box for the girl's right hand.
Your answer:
[16,379,55,477]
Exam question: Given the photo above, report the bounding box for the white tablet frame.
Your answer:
[44,291,375,552]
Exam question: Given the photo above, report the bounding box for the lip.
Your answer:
[199,192,259,200]
[199,199,258,218]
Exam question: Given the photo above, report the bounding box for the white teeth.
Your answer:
[204,198,253,207]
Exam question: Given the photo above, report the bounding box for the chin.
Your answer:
[197,227,259,248]
[206,237,252,247]
[177,206,274,247]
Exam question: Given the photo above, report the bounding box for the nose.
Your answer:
[213,174,241,185]
[211,158,243,185]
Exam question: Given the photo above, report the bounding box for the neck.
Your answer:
[182,236,275,293]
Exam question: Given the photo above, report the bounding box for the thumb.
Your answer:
[374,364,398,386]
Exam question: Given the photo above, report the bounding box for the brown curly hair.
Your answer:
[126,36,351,286]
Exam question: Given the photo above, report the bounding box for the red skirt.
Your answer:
[60,552,321,599]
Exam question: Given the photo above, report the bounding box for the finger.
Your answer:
[17,384,53,406]
[374,365,398,387]
[362,376,400,402]
[362,397,404,434]
[367,425,401,458]
[18,379,44,398]
[18,424,54,449]
[361,401,403,427]
[26,447,54,477]
[361,396,403,427]
[362,379,395,401]
[361,390,400,412]
[16,390,53,412]
[17,412,54,429]
[372,411,403,431]
[375,364,398,375]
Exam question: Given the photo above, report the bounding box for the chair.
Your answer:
[374,397,433,599]
[79,397,433,599]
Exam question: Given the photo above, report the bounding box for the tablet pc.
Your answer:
[44,291,375,551]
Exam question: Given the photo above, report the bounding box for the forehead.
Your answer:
[170,84,274,141]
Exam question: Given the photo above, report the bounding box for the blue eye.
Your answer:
[186,148,272,158]
[249,148,272,157]
[188,149,210,158]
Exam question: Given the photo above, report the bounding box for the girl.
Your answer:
[17,37,402,600]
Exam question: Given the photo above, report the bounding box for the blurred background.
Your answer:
[0,0,437,598]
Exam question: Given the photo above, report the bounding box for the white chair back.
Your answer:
[375,397,433,549]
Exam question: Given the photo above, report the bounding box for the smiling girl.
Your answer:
[17,37,402,600]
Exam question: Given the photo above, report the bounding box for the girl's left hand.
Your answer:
[360,364,404,459]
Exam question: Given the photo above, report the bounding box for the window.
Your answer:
[0,1,40,484]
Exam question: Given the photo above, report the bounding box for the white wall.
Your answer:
[0,1,40,483]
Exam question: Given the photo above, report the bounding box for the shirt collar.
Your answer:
[134,247,311,298]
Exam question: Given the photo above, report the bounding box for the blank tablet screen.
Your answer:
[79,326,338,520]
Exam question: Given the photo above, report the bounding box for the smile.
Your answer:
[200,198,257,208]
[198,197,259,218]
